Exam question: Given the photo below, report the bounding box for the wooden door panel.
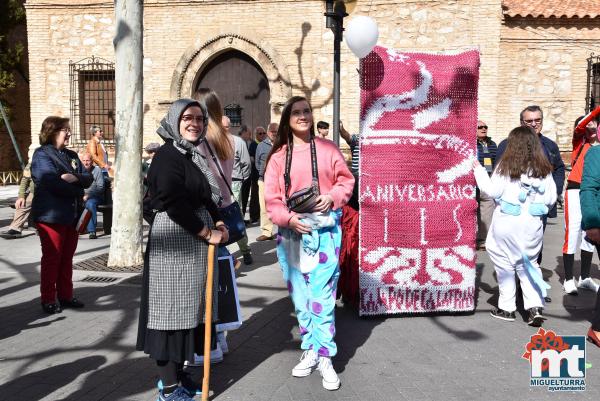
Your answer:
[197,50,270,133]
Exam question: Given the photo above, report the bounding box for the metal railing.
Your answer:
[585,54,600,113]
[69,56,116,145]
[0,171,22,185]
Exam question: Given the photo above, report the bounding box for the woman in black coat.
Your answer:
[136,98,229,401]
[31,116,92,314]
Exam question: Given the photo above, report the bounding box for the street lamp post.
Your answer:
[325,0,348,146]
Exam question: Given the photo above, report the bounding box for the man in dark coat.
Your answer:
[496,105,565,302]
[476,120,497,250]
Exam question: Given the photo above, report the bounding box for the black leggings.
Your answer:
[562,251,593,281]
[155,323,217,390]
[157,360,180,390]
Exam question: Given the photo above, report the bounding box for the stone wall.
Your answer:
[24,0,600,161]
[26,2,114,157]
[498,17,600,155]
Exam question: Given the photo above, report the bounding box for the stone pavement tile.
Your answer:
[285,384,314,401]
[3,203,600,401]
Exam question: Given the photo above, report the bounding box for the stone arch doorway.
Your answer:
[196,50,270,132]
[169,33,292,122]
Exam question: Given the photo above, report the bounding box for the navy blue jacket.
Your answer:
[496,134,565,218]
[476,137,498,172]
[31,145,93,225]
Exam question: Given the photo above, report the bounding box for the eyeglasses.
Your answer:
[523,118,542,125]
[181,115,205,123]
[60,128,71,134]
[256,132,266,135]
[477,125,488,130]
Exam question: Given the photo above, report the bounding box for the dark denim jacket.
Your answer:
[31,145,93,225]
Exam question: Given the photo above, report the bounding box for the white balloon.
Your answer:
[345,16,379,59]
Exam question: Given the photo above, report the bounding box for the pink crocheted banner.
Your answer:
[359,46,479,316]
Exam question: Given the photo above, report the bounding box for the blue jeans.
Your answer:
[85,197,101,233]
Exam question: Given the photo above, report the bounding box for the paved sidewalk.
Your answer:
[0,184,599,400]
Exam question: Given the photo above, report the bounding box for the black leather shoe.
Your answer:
[42,302,62,314]
[490,307,515,321]
[0,229,22,239]
[527,307,546,327]
[243,252,253,265]
[59,297,85,308]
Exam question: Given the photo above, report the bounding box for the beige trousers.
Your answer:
[477,191,496,244]
[10,193,33,232]
[258,180,273,237]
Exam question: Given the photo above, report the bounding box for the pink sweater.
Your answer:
[264,137,355,227]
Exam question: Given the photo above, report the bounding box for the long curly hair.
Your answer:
[495,126,552,179]
[265,96,315,168]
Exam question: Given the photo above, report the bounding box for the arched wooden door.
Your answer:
[196,50,271,133]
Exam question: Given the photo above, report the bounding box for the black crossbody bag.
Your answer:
[203,140,247,246]
[284,137,320,213]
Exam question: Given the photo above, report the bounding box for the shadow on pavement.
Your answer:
[232,238,278,275]
[185,296,298,398]
[0,355,106,401]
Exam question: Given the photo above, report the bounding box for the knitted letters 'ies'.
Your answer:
[359,46,479,316]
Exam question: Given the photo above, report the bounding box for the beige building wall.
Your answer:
[498,17,600,156]
[24,0,599,159]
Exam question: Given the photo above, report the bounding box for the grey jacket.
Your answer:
[255,137,273,181]
[232,134,251,181]
[84,166,105,201]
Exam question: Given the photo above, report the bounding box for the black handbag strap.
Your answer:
[284,136,320,200]
[202,139,234,197]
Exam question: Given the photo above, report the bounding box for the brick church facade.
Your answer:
[6,0,599,169]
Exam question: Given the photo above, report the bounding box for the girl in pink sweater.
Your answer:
[264,96,354,391]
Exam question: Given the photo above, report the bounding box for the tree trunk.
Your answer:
[108,0,143,267]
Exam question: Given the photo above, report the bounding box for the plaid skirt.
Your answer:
[137,208,218,361]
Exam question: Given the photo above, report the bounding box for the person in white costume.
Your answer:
[473,127,557,327]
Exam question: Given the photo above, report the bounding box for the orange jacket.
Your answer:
[86,138,107,169]
[568,131,591,184]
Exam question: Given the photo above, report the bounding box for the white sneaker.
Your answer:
[217,331,229,354]
[291,349,318,377]
[578,277,600,292]
[184,343,224,366]
[318,356,341,390]
[563,278,578,295]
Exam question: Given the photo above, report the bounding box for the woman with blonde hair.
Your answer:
[193,88,252,359]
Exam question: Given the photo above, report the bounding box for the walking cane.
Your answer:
[202,243,216,401]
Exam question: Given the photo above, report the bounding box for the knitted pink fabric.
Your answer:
[264,137,354,227]
[359,46,479,316]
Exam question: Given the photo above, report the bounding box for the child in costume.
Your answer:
[473,126,556,326]
[264,96,354,391]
